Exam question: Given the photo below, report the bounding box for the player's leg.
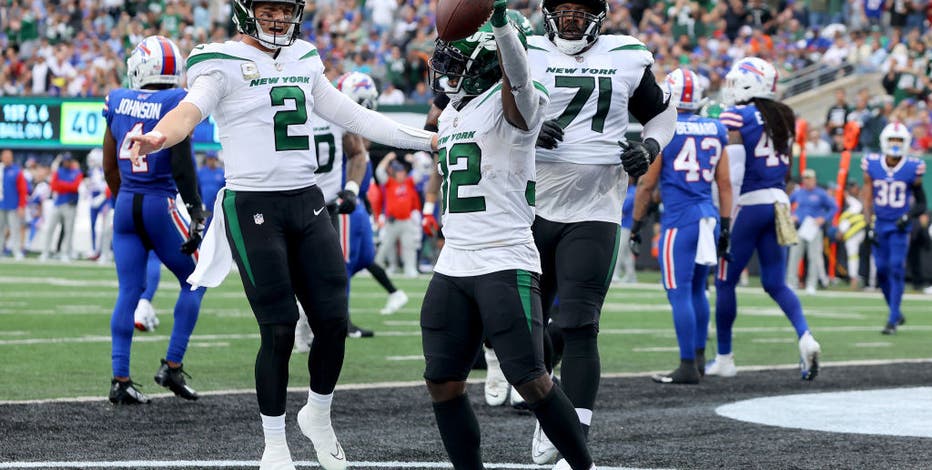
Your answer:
[108,193,151,404]
[654,225,701,384]
[873,229,893,308]
[422,273,485,469]
[757,210,820,380]
[804,229,824,292]
[287,188,350,469]
[885,230,910,329]
[222,189,302,466]
[845,232,864,289]
[691,263,711,375]
[550,221,619,436]
[90,204,102,254]
[398,218,420,277]
[39,205,61,259]
[58,203,75,260]
[785,238,805,289]
[532,216,561,376]
[479,270,593,469]
[134,250,162,331]
[148,196,207,400]
[616,226,636,283]
[355,207,409,314]
[712,206,758,374]
[7,210,22,258]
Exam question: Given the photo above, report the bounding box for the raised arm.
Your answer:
[492,1,541,132]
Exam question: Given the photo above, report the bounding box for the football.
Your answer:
[436,0,495,41]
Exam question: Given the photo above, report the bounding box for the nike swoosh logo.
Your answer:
[314,206,325,216]
[330,444,345,460]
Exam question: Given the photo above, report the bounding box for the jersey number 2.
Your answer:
[270,86,310,151]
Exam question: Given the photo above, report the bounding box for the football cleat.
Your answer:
[154,359,199,400]
[134,299,159,332]
[651,361,700,384]
[704,353,737,377]
[553,458,596,470]
[882,316,906,335]
[294,317,313,353]
[297,403,348,470]
[798,331,821,381]
[109,378,151,405]
[347,322,374,338]
[380,290,409,315]
[695,348,706,377]
[260,440,296,470]
[483,346,509,406]
[532,420,559,464]
[510,384,528,410]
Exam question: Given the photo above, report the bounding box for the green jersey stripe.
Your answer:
[517,270,533,333]
[186,52,250,68]
[610,44,649,52]
[223,191,256,286]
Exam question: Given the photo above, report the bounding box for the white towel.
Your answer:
[797,216,819,242]
[695,217,718,266]
[187,187,232,289]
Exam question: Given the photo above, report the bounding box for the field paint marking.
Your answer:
[854,342,892,348]
[632,347,680,353]
[752,338,797,344]
[608,281,932,301]
[386,355,424,361]
[0,461,646,469]
[383,320,420,326]
[3,358,931,406]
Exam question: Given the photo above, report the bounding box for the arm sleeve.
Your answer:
[640,102,676,150]
[494,23,541,129]
[629,66,671,126]
[170,136,204,213]
[726,143,746,190]
[181,72,226,120]
[911,182,927,216]
[312,73,434,152]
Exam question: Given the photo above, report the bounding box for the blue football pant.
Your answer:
[110,192,205,378]
[873,223,909,325]
[658,223,711,361]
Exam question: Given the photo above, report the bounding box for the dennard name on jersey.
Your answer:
[676,121,720,136]
[114,98,163,120]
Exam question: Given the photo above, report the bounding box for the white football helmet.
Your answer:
[722,57,778,105]
[126,35,184,89]
[665,68,705,111]
[87,148,103,168]
[232,0,305,49]
[337,72,379,110]
[880,122,912,158]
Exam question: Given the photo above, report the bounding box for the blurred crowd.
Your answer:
[3,0,932,105]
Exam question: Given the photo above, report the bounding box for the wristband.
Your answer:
[720,217,731,232]
[631,219,643,234]
[423,201,436,215]
[343,180,360,196]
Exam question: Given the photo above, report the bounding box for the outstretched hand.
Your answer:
[128,132,166,166]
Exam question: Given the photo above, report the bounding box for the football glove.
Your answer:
[866,226,878,245]
[336,189,358,214]
[423,213,440,236]
[618,138,660,178]
[536,120,564,149]
[717,217,731,260]
[629,220,644,257]
[491,0,508,26]
[181,206,209,255]
[895,214,911,231]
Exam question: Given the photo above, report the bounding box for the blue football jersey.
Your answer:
[102,88,188,197]
[862,153,926,222]
[719,104,790,194]
[659,113,727,227]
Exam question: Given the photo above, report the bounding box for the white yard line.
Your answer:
[0,461,648,469]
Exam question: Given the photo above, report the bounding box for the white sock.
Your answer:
[261,413,287,444]
[575,408,593,426]
[308,390,333,409]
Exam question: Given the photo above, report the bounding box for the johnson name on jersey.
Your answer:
[528,34,652,165]
[862,153,926,221]
[719,104,789,194]
[310,113,346,203]
[185,40,327,192]
[103,87,188,197]
[434,82,548,275]
[660,113,727,227]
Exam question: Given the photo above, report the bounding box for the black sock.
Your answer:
[367,264,397,293]
[307,314,347,395]
[256,323,295,416]
[560,326,600,436]
[530,386,592,469]
[432,394,483,470]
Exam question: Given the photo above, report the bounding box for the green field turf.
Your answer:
[0,260,930,401]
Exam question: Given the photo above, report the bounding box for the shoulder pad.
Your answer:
[186,42,251,69]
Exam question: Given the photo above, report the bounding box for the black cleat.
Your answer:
[109,378,151,405]
[347,322,374,338]
[881,323,897,335]
[695,348,706,377]
[651,360,700,384]
[154,359,199,401]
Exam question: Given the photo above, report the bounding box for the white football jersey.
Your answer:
[433,82,549,277]
[310,113,346,203]
[528,35,653,224]
[185,40,327,191]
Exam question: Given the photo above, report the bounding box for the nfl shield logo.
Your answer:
[253,213,264,225]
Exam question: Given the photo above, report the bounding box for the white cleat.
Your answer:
[294,316,313,354]
[704,353,737,377]
[484,346,509,406]
[133,299,159,332]
[798,331,821,381]
[380,290,409,315]
[260,441,296,470]
[297,403,348,470]
[531,420,559,465]
[553,459,596,470]
[510,384,526,408]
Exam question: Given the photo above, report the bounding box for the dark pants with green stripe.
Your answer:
[421,269,546,386]
[532,216,620,432]
[223,185,348,404]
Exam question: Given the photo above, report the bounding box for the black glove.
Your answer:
[866,226,878,246]
[717,218,731,260]
[618,138,660,178]
[336,189,358,214]
[536,120,564,149]
[895,213,910,231]
[181,206,209,255]
[629,220,643,257]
